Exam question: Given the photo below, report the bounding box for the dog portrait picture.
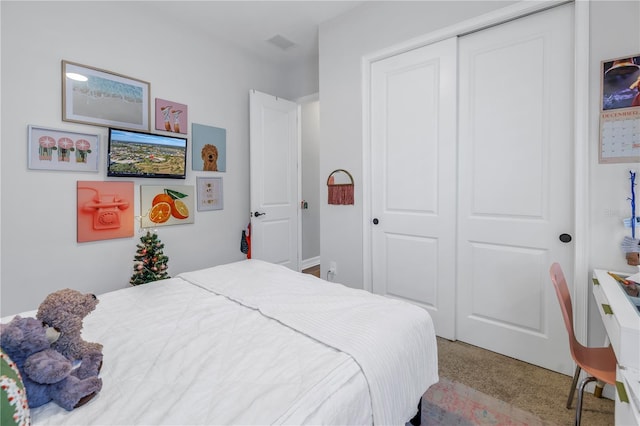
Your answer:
[201,144,218,171]
[192,123,226,172]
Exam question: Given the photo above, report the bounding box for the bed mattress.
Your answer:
[5,259,438,425]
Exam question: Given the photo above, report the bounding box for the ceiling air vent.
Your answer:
[267,34,297,51]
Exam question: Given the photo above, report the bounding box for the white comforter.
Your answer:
[15,259,437,425]
[180,259,439,425]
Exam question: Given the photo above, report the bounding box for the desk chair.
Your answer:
[549,263,617,426]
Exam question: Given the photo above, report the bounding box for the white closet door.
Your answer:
[371,38,457,339]
[457,4,574,374]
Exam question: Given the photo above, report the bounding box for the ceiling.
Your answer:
[144,1,367,67]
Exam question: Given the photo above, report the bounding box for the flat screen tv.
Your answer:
[107,128,187,179]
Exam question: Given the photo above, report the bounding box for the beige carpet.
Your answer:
[436,338,615,425]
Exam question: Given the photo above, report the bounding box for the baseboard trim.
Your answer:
[302,256,320,270]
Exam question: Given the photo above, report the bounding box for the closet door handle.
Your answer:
[373,218,379,225]
[254,211,266,217]
[559,233,572,243]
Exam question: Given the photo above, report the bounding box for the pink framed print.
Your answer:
[155,98,188,134]
[77,181,134,242]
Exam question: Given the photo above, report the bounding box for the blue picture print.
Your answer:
[192,123,226,172]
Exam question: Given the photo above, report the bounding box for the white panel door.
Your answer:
[249,90,299,271]
[457,5,574,374]
[371,38,457,339]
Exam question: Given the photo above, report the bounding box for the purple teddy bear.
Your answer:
[0,316,102,410]
[36,289,103,379]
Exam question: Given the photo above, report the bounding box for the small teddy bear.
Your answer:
[0,316,102,410]
[36,289,103,379]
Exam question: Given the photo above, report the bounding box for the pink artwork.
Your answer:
[28,125,99,172]
[57,137,74,162]
[77,181,135,242]
[155,98,188,134]
[38,135,56,160]
[75,139,92,163]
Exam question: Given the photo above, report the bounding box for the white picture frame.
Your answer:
[62,60,150,132]
[28,125,100,172]
[197,176,223,211]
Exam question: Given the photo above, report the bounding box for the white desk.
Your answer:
[592,270,640,426]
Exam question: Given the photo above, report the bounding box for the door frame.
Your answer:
[296,93,321,271]
[362,0,590,343]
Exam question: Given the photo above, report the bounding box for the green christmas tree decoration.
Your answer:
[129,231,170,286]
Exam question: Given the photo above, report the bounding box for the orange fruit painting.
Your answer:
[141,185,195,228]
[149,202,171,223]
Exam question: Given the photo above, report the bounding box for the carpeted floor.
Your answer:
[435,338,615,426]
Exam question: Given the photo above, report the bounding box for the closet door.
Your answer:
[370,38,457,339]
[457,4,574,374]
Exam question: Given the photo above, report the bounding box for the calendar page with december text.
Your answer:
[599,55,640,164]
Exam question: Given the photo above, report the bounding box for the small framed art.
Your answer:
[155,98,188,134]
[77,181,134,242]
[28,125,100,172]
[599,54,640,163]
[62,60,150,131]
[197,177,223,211]
[192,123,226,172]
[140,185,195,228]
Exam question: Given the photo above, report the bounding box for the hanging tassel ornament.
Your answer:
[327,169,355,205]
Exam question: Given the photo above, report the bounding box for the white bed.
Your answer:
[7,259,439,425]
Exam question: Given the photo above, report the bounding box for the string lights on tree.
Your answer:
[130,230,170,285]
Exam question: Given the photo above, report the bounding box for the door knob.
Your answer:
[373,218,379,225]
[559,233,572,243]
[254,211,266,217]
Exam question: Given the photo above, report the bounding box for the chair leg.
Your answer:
[594,380,605,398]
[567,365,582,409]
[575,376,597,426]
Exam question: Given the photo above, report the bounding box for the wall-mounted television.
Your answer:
[107,128,187,179]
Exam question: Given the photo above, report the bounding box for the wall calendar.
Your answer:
[599,54,640,164]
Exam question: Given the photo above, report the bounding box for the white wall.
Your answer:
[586,0,640,343]
[286,56,321,103]
[319,0,640,343]
[0,1,311,316]
[588,0,640,273]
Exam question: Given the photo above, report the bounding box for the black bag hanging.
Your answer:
[240,230,249,254]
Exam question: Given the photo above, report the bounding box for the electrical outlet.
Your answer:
[329,261,337,275]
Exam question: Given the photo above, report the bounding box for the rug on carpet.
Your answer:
[420,377,556,425]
